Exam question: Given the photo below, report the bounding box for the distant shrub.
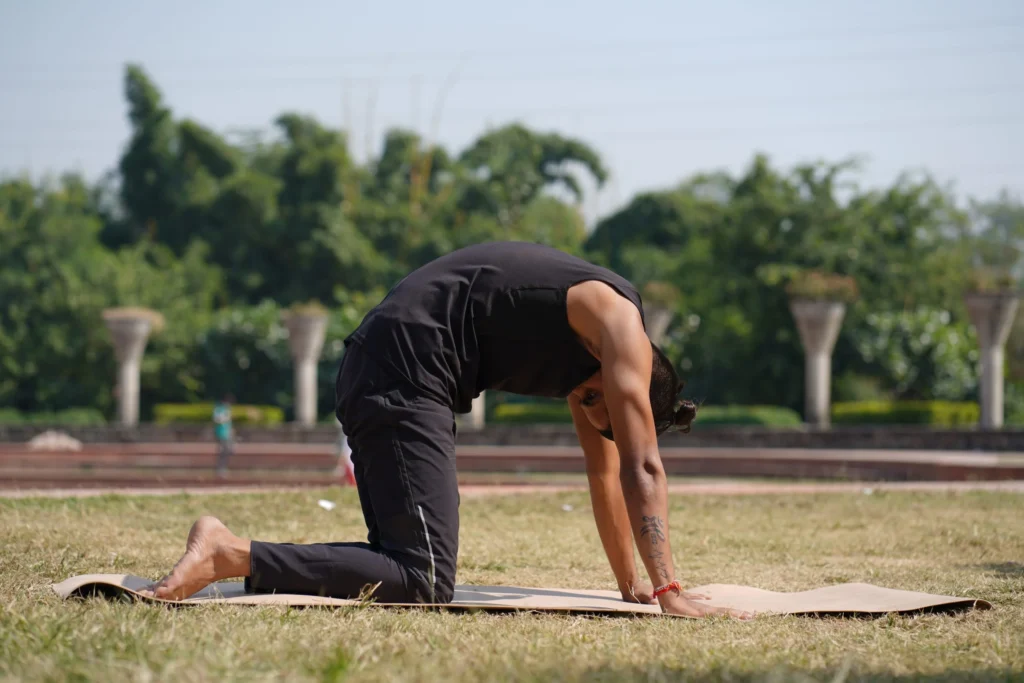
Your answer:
[831,401,979,426]
[492,402,573,424]
[154,403,285,426]
[0,408,107,425]
[49,408,108,425]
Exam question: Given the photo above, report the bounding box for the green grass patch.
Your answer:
[0,489,1021,681]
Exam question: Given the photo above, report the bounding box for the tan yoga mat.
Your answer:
[52,574,991,617]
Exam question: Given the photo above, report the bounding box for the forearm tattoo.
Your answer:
[649,548,671,581]
[639,515,666,544]
[640,516,670,581]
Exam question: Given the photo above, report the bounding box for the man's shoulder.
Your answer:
[567,280,642,315]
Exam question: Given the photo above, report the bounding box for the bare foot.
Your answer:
[141,516,251,601]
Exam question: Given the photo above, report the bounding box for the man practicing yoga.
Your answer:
[145,241,751,619]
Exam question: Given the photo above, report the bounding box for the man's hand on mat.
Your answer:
[137,516,251,601]
[620,581,657,604]
[661,592,755,620]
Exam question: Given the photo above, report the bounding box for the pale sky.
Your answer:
[1,0,1022,224]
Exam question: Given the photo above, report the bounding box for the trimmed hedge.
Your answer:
[154,403,285,426]
[831,401,980,426]
[0,408,107,425]
[691,405,802,428]
[492,402,573,424]
[490,402,802,427]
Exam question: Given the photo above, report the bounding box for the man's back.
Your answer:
[345,242,643,412]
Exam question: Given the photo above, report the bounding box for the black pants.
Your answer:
[244,342,460,603]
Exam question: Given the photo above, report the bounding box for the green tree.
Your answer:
[0,175,222,416]
[969,189,1024,278]
[849,308,978,400]
[116,64,179,245]
[457,123,607,232]
[586,154,977,409]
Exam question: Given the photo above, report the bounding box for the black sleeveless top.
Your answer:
[345,241,645,413]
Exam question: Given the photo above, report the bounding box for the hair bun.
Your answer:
[673,400,697,434]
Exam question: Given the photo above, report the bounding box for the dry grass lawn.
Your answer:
[0,486,1022,682]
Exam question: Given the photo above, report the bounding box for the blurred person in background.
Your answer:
[334,418,357,486]
[213,395,234,478]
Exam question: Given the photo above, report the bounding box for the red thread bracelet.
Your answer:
[653,580,681,598]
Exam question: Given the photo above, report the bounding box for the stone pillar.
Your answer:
[789,300,846,428]
[102,309,158,427]
[284,312,328,427]
[965,292,1020,429]
[644,305,674,347]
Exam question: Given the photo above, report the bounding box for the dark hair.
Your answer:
[597,342,697,440]
[650,343,696,435]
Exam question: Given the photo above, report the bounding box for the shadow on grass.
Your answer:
[534,664,1022,682]
[976,562,1024,577]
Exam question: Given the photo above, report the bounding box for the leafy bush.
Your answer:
[833,372,891,402]
[0,408,107,425]
[850,308,978,401]
[491,402,573,424]
[154,403,284,426]
[831,400,979,426]
[48,408,108,425]
[1004,382,1024,426]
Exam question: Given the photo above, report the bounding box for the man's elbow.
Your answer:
[618,453,665,496]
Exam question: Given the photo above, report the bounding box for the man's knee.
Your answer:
[402,564,455,604]
[433,568,456,604]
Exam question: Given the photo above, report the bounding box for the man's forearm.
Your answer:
[587,472,640,593]
[619,459,676,590]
